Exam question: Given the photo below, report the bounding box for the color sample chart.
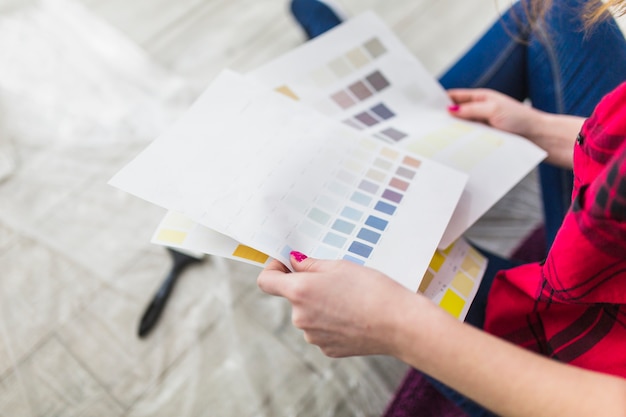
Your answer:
[308,37,388,89]
[332,68,409,142]
[223,122,465,290]
[250,12,547,248]
[273,145,423,267]
[262,36,413,144]
[331,70,390,110]
[111,71,468,291]
[418,238,487,320]
[309,47,413,142]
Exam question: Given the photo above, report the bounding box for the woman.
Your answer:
[258,1,626,415]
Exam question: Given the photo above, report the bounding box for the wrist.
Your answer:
[385,292,452,363]
[522,107,551,141]
[529,112,580,168]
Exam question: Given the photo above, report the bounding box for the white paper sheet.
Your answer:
[249,12,547,248]
[110,71,467,291]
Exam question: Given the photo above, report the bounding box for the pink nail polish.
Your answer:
[448,104,460,112]
[290,251,308,262]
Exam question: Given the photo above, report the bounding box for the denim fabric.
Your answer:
[290,0,343,38]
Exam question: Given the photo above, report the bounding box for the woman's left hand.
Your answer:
[257,252,419,358]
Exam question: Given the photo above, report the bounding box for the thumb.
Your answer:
[449,100,495,124]
[289,250,328,273]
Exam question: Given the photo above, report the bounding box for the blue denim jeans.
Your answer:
[440,0,626,251]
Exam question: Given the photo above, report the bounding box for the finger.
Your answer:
[289,250,315,272]
[289,250,341,274]
[447,88,487,104]
[265,258,291,273]
[257,260,293,297]
[449,100,495,123]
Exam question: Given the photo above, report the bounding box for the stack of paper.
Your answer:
[110,13,546,320]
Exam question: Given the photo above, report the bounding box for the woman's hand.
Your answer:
[447,88,583,168]
[257,252,424,358]
[447,88,544,138]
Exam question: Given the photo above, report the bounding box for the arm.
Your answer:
[398,291,626,417]
[258,254,626,417]
[447,88,584,169]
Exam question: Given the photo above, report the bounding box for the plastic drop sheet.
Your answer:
[0,0,408,416]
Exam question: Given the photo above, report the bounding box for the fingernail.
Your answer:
[448,104,460,112]
[290,251,308,262]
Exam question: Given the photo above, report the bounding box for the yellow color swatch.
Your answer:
[418,270,435,294]
[451,271,474,298]
[440,289,465,319]
[406,124,470,157]
[274,85,299,101]
[429,251,446,272]
[232,245,269,264]
[447,136,502,172]
[468,246,482,260]
[441,242,455,255]
[155,229,187,245]
[461,255,482,277]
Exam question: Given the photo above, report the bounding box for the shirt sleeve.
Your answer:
[588,144,626,222]
[575,140,626,258]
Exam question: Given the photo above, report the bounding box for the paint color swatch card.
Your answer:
[418,239,487,320]
[249,12,547,248]
[153,210,273,267]
[110,71,468,291]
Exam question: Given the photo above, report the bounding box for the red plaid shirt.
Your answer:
[484,83,626,378]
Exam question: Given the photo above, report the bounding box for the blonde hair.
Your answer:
[583,0,626,26]
[522,0,626,29]
[529,0,626,27]
[502,0,625,45]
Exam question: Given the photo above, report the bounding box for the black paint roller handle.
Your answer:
[138,248,203,338]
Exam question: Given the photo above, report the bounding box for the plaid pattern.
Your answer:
[484,82,626,378]
[589,156,626,220]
